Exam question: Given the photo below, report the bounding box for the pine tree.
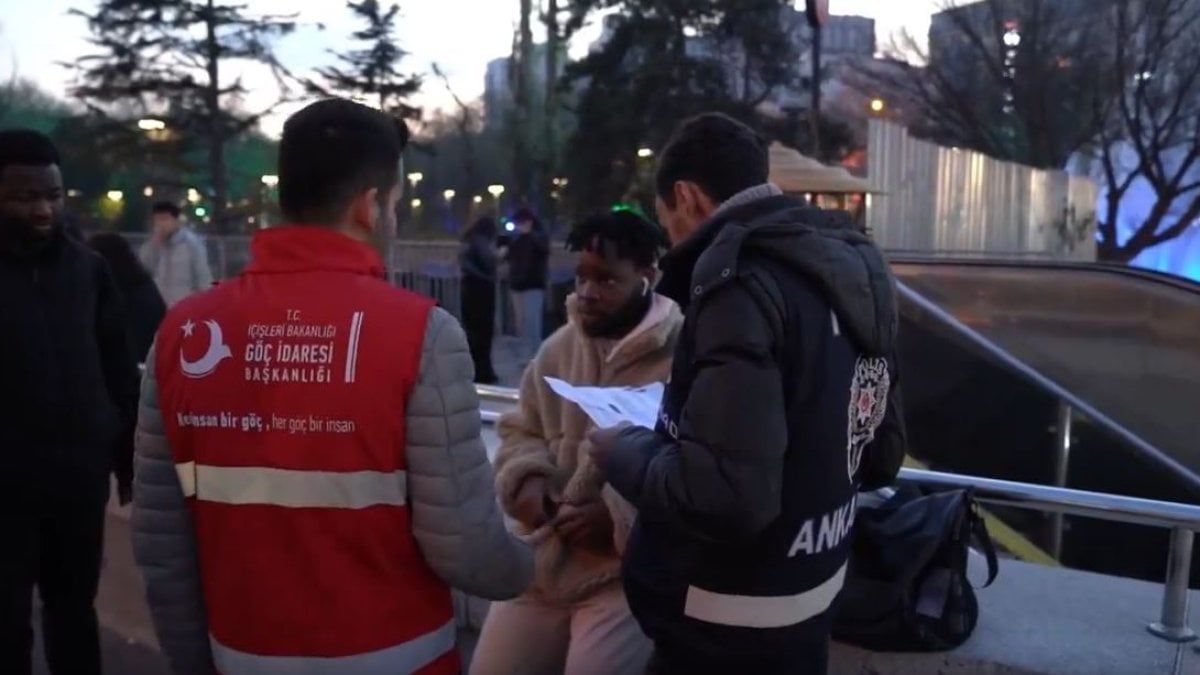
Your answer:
[312,0,423,120]
[70,0,296,232]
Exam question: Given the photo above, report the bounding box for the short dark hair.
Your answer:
[566,210,670,268]
[151,201,182,218]
[277,98,410,224]
[513,207,536,224]
[655,113,768,206]
[0,129,60,174]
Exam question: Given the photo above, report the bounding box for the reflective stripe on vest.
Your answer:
[212,618,456,675]
[682,562,848,629]
[175,461,406,509]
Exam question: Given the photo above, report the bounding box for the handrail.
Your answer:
[477,384,519,404]
[473,388,1198,642]
[895,467,1200,532]
[888,254,1200,295]
[895,281,1200,495]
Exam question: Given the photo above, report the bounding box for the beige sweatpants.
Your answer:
[469,583,652,675]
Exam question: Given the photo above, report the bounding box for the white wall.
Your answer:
[866,120,1098,260]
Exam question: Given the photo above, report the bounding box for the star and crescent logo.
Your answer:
[179,319,233,379]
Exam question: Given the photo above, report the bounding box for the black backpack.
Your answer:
[833,487,999,652]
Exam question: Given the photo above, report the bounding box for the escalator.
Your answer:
[890,256,1200,582]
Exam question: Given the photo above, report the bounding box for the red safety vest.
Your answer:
[155,226,456,675]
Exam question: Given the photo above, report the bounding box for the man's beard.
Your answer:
[0,216,61,257]
[582,290,653,340]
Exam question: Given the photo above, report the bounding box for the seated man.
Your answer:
[472,210,682,675]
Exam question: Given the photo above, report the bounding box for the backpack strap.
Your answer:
[968,504,1000,588]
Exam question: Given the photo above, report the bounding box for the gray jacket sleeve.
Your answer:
[188,234,214,292]
[131,344,215,675]
[138,240,159,273]
[406,307,534,600]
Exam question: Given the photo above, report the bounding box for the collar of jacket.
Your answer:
[0,223,66,264]
[657,193,802,309]
[244,226,385,278]
[564,292,683,370]
[674,196,898,356]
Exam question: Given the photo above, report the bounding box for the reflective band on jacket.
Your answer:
[212,619,456,675]
[175,461,406,509]
[682,562,848,629]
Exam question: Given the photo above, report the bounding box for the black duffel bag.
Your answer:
[833,486,999,652]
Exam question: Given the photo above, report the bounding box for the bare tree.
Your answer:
[431,63,480,193]
[851,0,1111,170]
[1091,0,1200,262]
[854,0,1200,263]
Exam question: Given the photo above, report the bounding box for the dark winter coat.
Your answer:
[604,194,906,661]
[506,231,549,291]
[0,230,140,488]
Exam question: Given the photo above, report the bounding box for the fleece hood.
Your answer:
[661,193,898,356]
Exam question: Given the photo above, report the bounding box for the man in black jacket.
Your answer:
[505,208,550,361]
[0,130,139,674]
[589,113,906,674]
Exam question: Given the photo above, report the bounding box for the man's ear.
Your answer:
[348,188,380,231]
[675,181,716,220]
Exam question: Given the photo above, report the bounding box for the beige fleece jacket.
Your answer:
[494,293,683,604]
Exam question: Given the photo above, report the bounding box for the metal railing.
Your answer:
[897,281,1200,497]
[473,383,1200,644]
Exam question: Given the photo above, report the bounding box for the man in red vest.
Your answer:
[132,98,533,675]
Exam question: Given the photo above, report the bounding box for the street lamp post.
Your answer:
[487,184,505,213]
[407,172,424,191]
[259,175,280,228]
[442,189,457,232]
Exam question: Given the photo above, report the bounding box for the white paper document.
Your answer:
[543,377,664,429]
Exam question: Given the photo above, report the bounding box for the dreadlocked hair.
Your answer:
[565,210,670,268]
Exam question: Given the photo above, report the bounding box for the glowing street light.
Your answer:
[442,189,456,202]
[472,195,483,204]
[637,147,654,159]
[143,186,154,197]
[407,172,424,188]
[106,190,124,202]
[486,184,505,198]
[187,188,202,204]
[869,98,885,113]
[137,118,170,142]
[411,198,422,208]
[260,174,279,188]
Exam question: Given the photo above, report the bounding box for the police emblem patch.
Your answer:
[846,356,890,482]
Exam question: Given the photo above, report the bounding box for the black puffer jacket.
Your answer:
[604,194,906,661]
[0,230,140,487]
[506,230,549,291]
